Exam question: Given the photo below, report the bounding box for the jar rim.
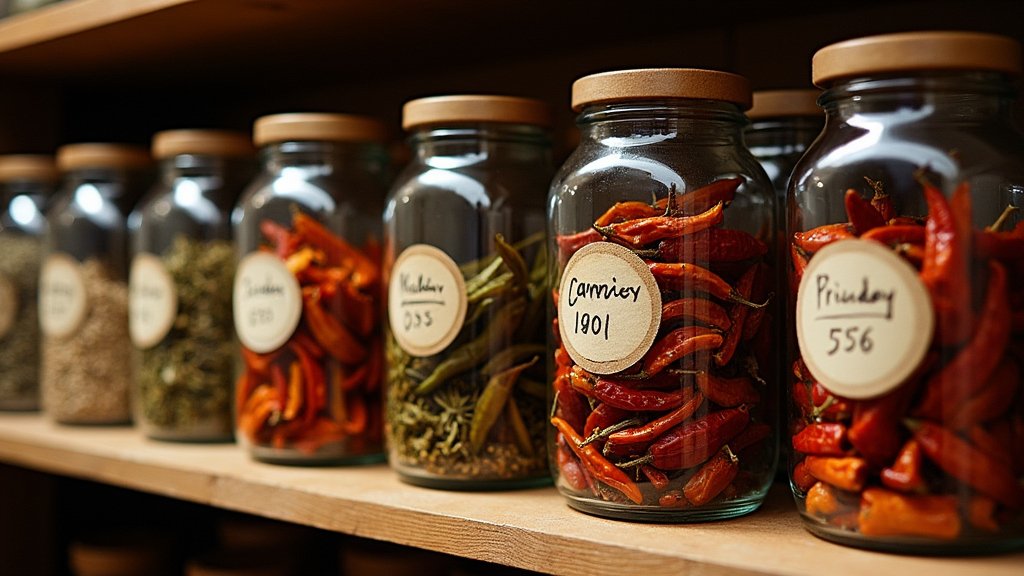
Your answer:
[813,31,1022,88]
[747,89,822,120]
[402,95,552,131]
[56,143,151,172]
[152,129,253,160]
[253,113,387,147]
[571,68,752,112]
[0,154,57,183]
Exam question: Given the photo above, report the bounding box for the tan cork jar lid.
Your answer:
[572,68,752,112]
[0,154,57,182]
[56,143,151,172]
[747,89,822,119]
[402,95,552,130]
[253,113,387,146]
[152,129,253,159]
[813,31,1023,87]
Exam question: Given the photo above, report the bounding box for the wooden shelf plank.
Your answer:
[0,413,1019,576]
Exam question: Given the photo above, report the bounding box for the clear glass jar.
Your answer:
[746,89,823,208]
[0,155,56,410]
[384,95,553,489]
[233,113,389,465]
[788,31,1024,553]
[40,144,151,424]
[129,130,254,441]
[548,69,777,521]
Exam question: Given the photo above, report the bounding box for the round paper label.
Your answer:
[39,253,88,339]
[233,252,302,353]
[129,253,179,349]
[388,244,468,357]
[796,239,934,399]
[0,274,17,339]
[558,242,662,375]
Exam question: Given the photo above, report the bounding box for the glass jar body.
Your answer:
[130,156,253,441]
[41,167,148,424]
[548,100,778,521]
[0,179,52,410]
[383,124,553,489]
[232,141,388,464]
[787,73,1024,553]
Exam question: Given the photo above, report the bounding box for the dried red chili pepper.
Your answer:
[260,219,300,258]
[845,189,886,234]
[653,177,742,215]
[555,229,602,260]
[730,422,771,453]
[293,212,378,289]
[858,488,961,540]
[594,201,663,227]
[805,481,843,517]
[848,378,921,467]
[917,261,1010,418]
[552,368,586,434]
[968,495,1000,533]
[911,420,1023,508]
[642,326,723,376]
[584,403,633,439]
[551,416,644,504]
[683,446,739,506]
[648,228,768,263]
[949,357,1018,428]
[623,406,749,470]
[660,297,732,331]
[870,186,895,222]
[602,391,705,458]
[715,264,758,366]
[861,224,925,246]
[792,422,847,456]
[596,201,725,246]
[556,435,589,492]
[696,372,759,408]
[648,262,767,308]
[880,439,926,493]
[803,456,868,492]
[570,365,697,412]
[792,459,817,492]
[969,423,1015,469]
[920,178,973,346]
[641,464,671,491]
[792,223,855,253]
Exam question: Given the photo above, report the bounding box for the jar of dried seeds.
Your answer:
[129,130,253,441]
[41,143,151,424]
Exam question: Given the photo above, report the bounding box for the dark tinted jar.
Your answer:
[129,130,254,441]
[788,31,1024,553]
[40,144,151,424]
[233,113,389,464]
[384,95,553,489]
[549,69,777,521]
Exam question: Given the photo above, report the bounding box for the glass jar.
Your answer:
[233,113,389,465]
[129,130,254,441]
[788,31,1024,553]
[40,144,151,424]
[0,155,56,410]
[548,69,777,521]
[746,90,823,198]
[384,95,553,489]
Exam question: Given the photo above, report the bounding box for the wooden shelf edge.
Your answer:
[0,413,1020,576]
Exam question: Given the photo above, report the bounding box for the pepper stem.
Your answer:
[987,204,1020,232]
[615,454,653,469]
[863,176,885,196]
[730,290,772,309]
[579,417,644,447]
[724,444,739,464]
[811,395,836,419]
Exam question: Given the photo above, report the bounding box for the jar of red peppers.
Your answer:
[232,113,389,464]
[384,95,553,488]
[41,144,151,424]
[788,31,1024,553]
[549,69,777,521]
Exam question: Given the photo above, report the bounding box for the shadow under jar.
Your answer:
[232,113,390,465]
[0,155,56,411]
[548,68,778,522]
[129,130,254,442]
[40,144,151,425]
[384,95,553,489]
[788,31,1024,554]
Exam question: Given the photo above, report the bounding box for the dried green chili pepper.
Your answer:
[469,357,538,453]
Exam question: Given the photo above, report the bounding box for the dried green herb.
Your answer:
[0,235,42,409]
[137,236,235,439]
[386,233,548,481]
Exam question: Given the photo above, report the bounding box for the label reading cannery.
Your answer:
[129,253,179,349]
[558,242,662,374]
[38,253,88,339]
[0,274,17,339]
[796,239,933,399]
[233,252,302,353]
[388,244,467,357]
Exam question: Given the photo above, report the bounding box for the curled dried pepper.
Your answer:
[649,262,767,308]
[303,289,367,365]
[621,406,749,470]
[920,178,973,346]
[803,456,868,492]
[714,264,758,366]
[880,439,925,493]
[949,357,1018,428]
[570,365,696,412]
[660,297,731,330]
[845,189,886,234]
[552,416,643,504]
[696,372,759,408]
[645,228,768,263]
[596,201,725,246]
[683,445,739,506]
[594,201,662,227]
[642,326,723,376]
[792,422,847,456]
[293,212,378,289]
[792,223,855,253]
[602,391,705,458]
[653,177,742,215]
[858,488,961,540]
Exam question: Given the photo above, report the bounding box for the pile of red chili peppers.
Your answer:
[236,211,382,458]
[552,178,775,509]
[791,178,1024,539]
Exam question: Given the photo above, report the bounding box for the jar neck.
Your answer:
[820,72,1017,123]
[261,140,387,174]
[409,124,551,163]
[745,117,823,156]
[577,99,748,145]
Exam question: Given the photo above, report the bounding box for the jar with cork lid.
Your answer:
[129,129,254,441]
[384,95,553,489]
[40,143,151,424]
[232,113,389,464]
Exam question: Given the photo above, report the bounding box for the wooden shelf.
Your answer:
[0,413,1019,576]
